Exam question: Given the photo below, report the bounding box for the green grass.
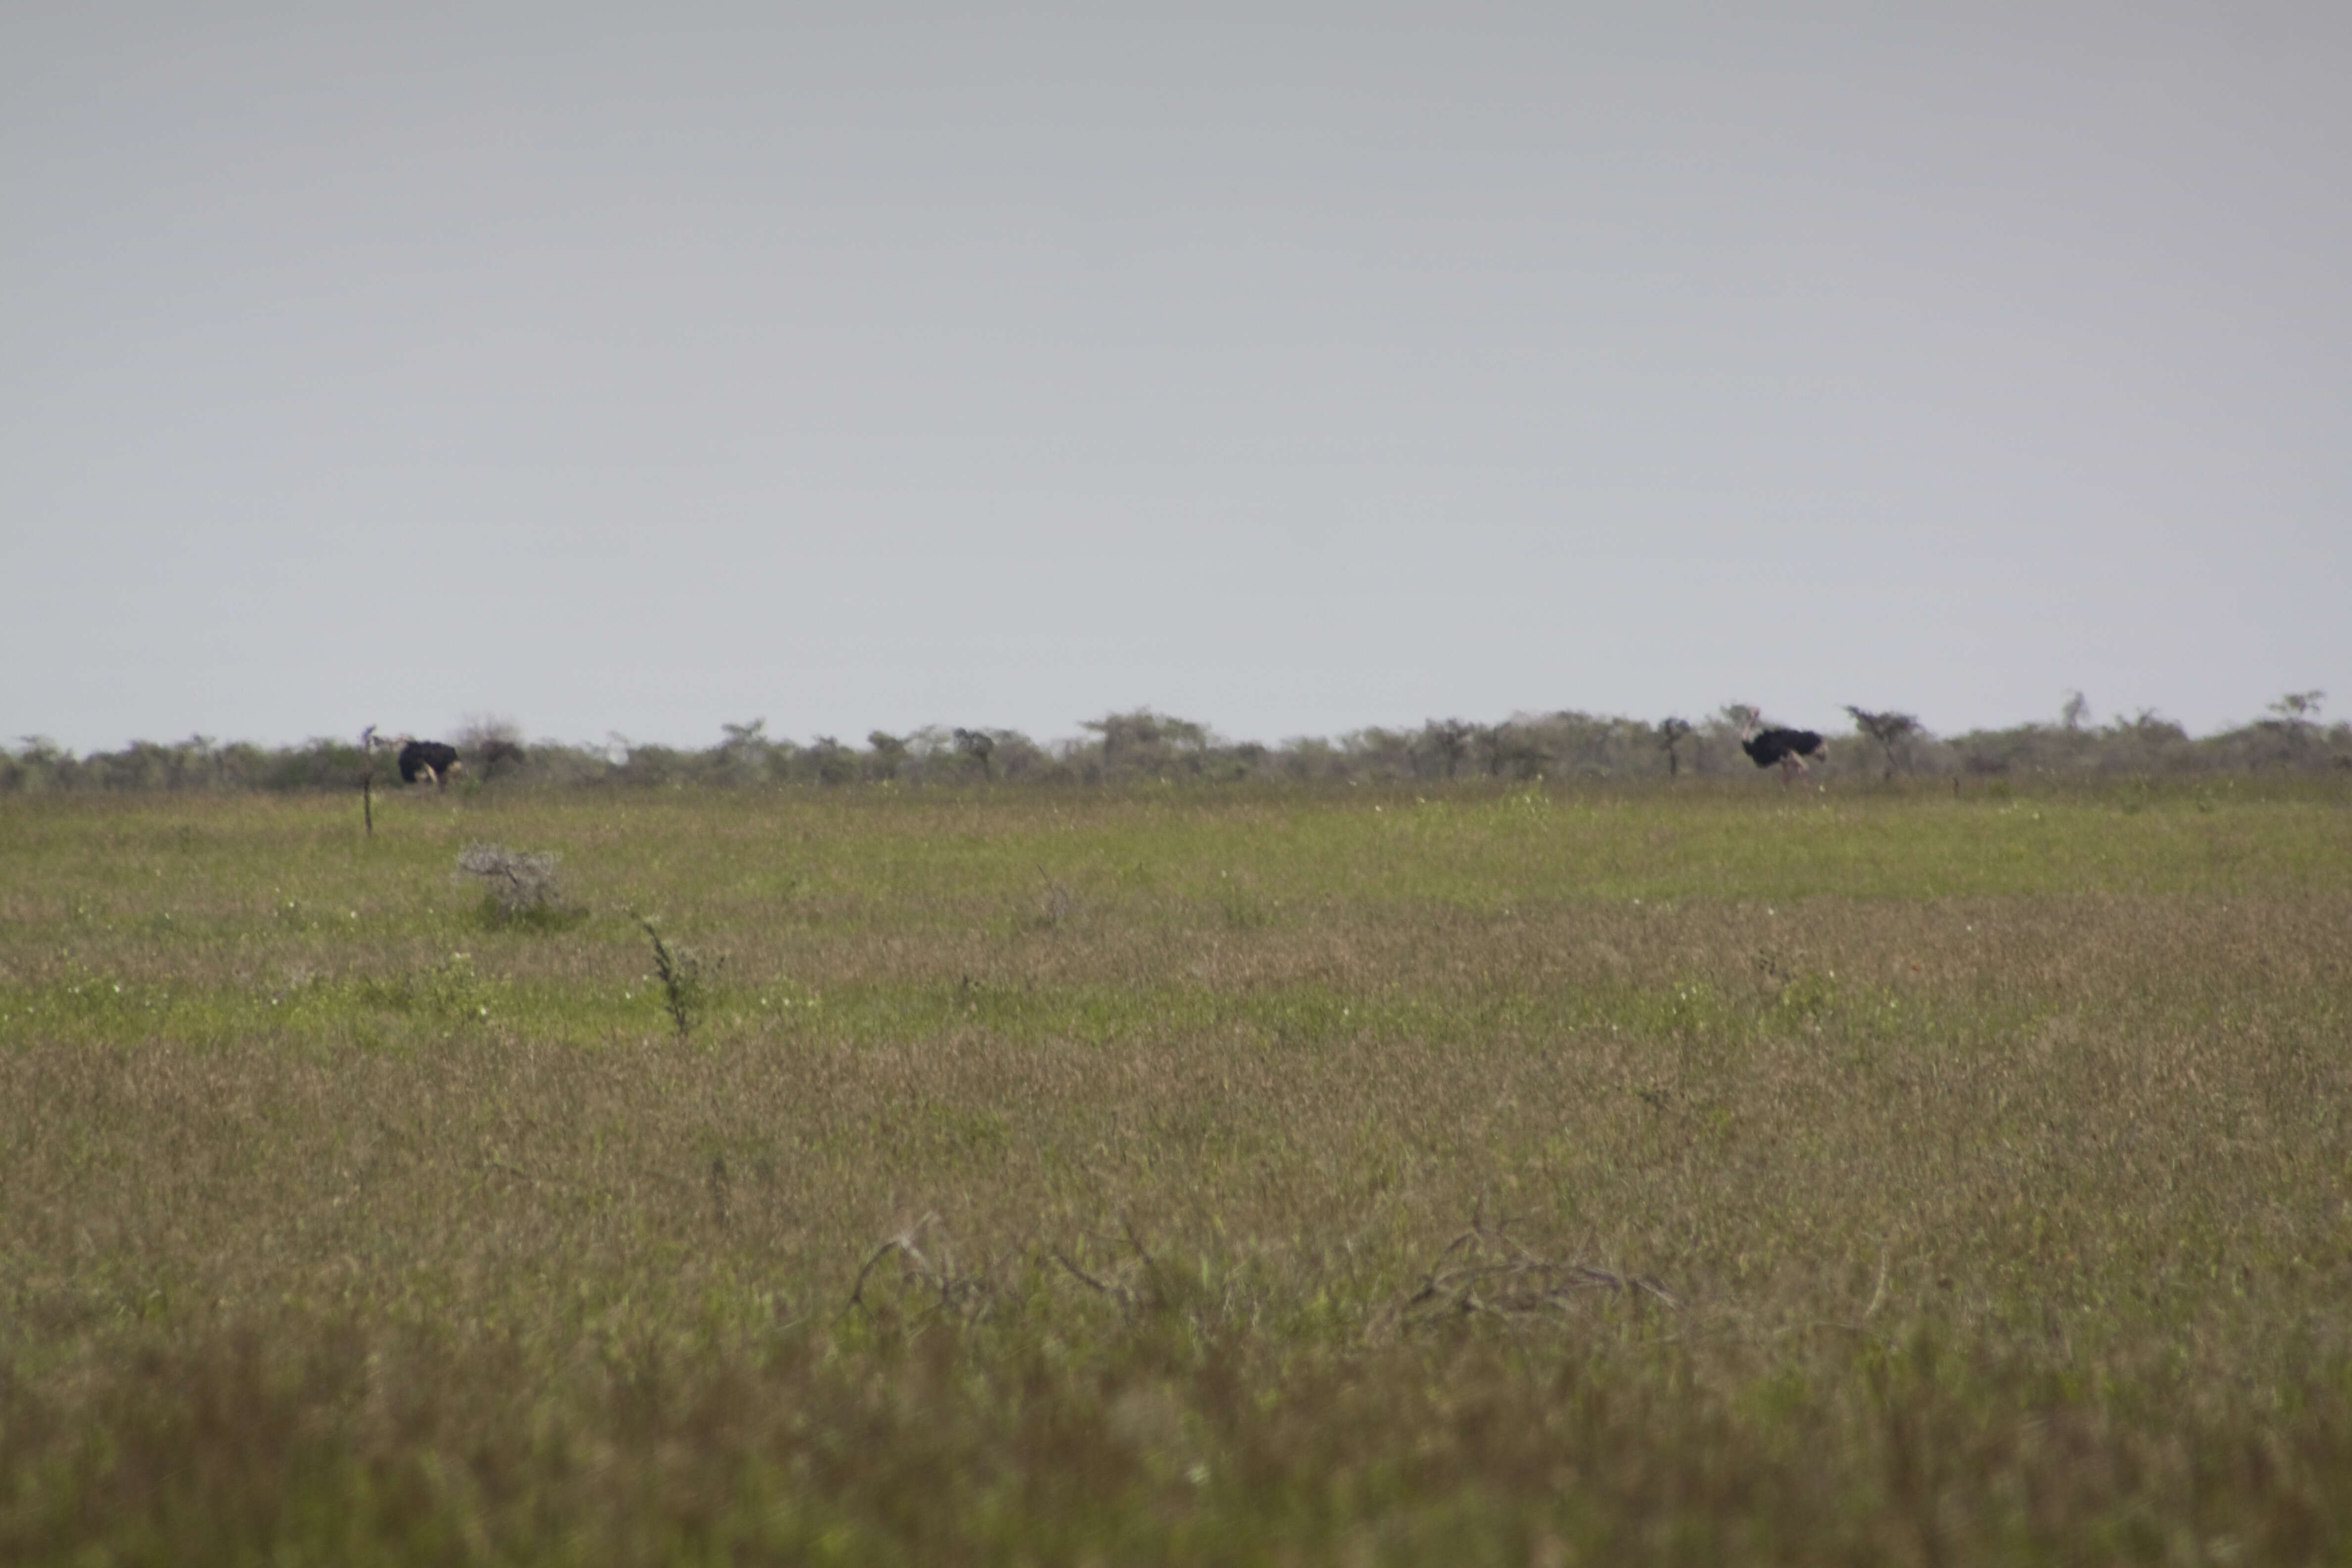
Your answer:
[3,777,2350,1563]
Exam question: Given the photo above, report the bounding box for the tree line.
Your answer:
[1,693,2340,794]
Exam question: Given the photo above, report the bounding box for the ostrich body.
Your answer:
[398,739,461,787]
[1740,710,1826,786]
[365,728,462,788]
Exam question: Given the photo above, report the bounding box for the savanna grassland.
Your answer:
[3,776,2349,1564]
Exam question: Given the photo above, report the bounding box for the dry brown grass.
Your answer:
[2,782,2348,1562]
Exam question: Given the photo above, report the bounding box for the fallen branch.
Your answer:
[1381,1216,1684,1334]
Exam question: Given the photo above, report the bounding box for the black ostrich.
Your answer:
[398,739,461,787]
[363,728,462,788]
[1740,709,1826,786]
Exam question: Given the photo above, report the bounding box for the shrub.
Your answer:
[632,913,716,1040]
[454,842,580,929]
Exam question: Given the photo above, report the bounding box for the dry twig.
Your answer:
[1380,1215,1683,1335]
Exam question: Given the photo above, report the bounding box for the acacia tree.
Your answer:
[2268,689,2326,735]
[1845,706,1922,780]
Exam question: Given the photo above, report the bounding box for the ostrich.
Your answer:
[1740,708,1826,786]
[399,739,461,787]
[364,727,461,788]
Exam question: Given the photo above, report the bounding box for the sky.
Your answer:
[3,1,2345,753]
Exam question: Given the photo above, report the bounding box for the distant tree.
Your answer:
[2268,689,2326,734]
[713,718,779,785]
[866,731,910,781]
[1657,717,1693,778]
[615,742,690,787]
[1280,735,1345,782]
[2116,708,2183,738]
[1419,719,1474,779]
[456,715,528,781]
[952,727,997,781]
[986,729,1050,781]
[88,741,178,791]
[1340,727,1416,779]
[173,734,219,790]
[1474,722,1550,779]
[1080,710,1212,778]
[1845,706,1922,780]
[802,736,855,785]
[2249,690,2325,765]
[216,742,269,788]
[2100,709,2191,772]
[2061,691,2091,733]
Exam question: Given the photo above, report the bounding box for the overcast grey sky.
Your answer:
[4,2,2344,752]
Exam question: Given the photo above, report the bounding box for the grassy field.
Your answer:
[3,776,2349,1564]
